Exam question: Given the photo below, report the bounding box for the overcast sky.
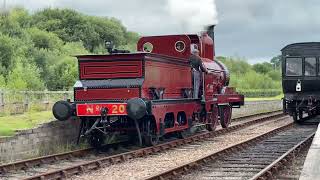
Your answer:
[3,0,320,63]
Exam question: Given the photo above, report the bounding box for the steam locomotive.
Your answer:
[52,25,244,147]
[282,42,320,122]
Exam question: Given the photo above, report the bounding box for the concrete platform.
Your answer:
[300,123,320,180]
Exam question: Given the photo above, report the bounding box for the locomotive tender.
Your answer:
[53,26,244,147]
[282,42,320,122]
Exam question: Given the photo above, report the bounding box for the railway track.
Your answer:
[146,122,316,180]
[0,110,284,180]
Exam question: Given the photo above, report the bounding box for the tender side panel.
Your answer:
[79,60,142,79]
[75,88,140,101]
[142,60,192,99]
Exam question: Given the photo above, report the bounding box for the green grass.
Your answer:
[0,111,53,137]
[245,94,284,101]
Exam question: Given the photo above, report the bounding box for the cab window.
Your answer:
[286,57,302,76]
[305,57,316,76]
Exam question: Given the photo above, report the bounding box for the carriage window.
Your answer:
[286,57,302,76]
[305,57,316,76]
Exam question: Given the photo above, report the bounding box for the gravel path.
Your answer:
[73,116,291,180]
[233,100,282,118]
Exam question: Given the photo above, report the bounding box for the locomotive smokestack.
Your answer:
[206,25,215,41]
[205,24,216,58]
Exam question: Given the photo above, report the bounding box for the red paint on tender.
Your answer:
[75,88,139,101]
[80,60,142,79]
[142,60,192,99]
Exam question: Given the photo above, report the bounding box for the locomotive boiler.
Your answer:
[52,25,244,147]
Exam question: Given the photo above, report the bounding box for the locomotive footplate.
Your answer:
[212,94,245,107]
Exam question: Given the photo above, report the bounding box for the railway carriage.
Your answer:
[282,42,320,121]
[52,26,244,147]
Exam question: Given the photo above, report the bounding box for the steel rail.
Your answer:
[0,110,282,175]
[144,122,297,180]
[250,132,314,180]
[0,147,94,174]
[19,112,285,180]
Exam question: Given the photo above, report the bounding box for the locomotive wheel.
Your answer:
[143,119,159,146]
[88,130,105,148]
[307,110,316,117]
[299,109,303,119]
[293,111,298,122]
[219,105,232,128]
[206,106,219,131]
[293,110,305,123]
[178,129,190,139]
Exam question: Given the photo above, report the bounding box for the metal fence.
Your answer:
[0,90,73,115]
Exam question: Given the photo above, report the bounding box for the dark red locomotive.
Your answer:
[53,26,244,147]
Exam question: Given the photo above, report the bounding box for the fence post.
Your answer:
[24,91,29,112]
[0,90,4,113]
[63,92,68,101]
[45,92,49,111]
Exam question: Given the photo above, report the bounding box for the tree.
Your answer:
[0,7,139,91]
[6,61,45,90]
[0,33,15,75]
[270,55,281,69]
[27,28,63,50]
[267,70,281,81]
[253,62,273,74]
[0,75,6,89]
[216,56,251,75]
[30,8,135,52]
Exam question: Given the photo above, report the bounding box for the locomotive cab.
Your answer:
[282,42,320,121]
[52,26,244,148]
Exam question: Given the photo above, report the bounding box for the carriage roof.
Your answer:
[282,42,320,56]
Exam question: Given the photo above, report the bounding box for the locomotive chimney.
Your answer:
[206,25,215,41]
[205,24,216,59]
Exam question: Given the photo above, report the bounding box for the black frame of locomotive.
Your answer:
[282,42,320,122]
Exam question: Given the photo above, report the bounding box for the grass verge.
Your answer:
[0,111,53,137]
[245,94,284,101]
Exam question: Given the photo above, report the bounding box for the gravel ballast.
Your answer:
[74,116,291,180]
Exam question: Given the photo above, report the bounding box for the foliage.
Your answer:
[238,89,282,98]
[0,8,139,90]
[270,55,282,69]
[0,33,16,75]
[217,56,282,91]
[27,27,63,50]
[252,62,273,74]
[6,61,45,90]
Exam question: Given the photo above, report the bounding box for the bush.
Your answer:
[217,56,282,94]
[238,89,282,98]
[6,61,45,90]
